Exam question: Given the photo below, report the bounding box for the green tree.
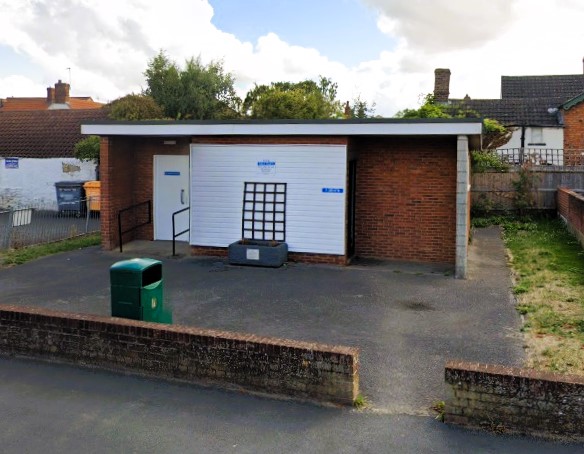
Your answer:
[395,93,511,150]
[74,135,100,163]
[347,96,376,119]
[106,94,164,120]
[242,76,343,119]
[395,94,450,119]
[143,51,241,120]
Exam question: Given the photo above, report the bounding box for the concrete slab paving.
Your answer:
[0,227,524,416]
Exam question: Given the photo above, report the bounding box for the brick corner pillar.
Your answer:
[455,135,470,279]
[99,136,115,251]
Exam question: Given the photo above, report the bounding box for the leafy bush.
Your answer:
[471,150,509,173]
[106,94,164,120]
[74,135,100,163]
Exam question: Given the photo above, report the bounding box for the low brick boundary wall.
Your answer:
[445,360,584,439]
[190,245,347,265]
[557,187,584,248]
[0,305,359,405]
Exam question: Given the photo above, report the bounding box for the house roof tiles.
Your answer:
[0,109,108,158]
[501,75,584,99]
[450,97,564,126]
[0,97,104,111]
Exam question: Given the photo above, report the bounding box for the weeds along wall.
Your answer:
[0,305,359,405]
[445,360,584,439]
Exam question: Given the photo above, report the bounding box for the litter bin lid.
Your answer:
[110,258,161,273]
[55,180,88,187]
[110,258,162,287]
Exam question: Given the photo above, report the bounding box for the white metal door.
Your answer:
[154,155,189,241]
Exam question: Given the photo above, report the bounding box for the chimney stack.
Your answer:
[433,68,451,103]
[46,87,55,103]
[344,101,351,119]
[54,79,70,104]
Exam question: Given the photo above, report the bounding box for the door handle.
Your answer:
[180,189,185,205]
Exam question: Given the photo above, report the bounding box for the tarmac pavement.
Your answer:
[1,227,582,451]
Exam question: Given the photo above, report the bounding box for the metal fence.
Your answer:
[0,198,100,250]
[497,148,564,166]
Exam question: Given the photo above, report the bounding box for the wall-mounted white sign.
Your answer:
[257,159,276,175]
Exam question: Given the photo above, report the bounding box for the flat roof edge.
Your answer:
[82,120,482,137]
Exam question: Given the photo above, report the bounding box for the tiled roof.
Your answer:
[0,109,108,158]
[501,75,584,99]
[449,97,564,126]
[0,97,104,111]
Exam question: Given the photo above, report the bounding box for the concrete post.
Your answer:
[455,135,470,279]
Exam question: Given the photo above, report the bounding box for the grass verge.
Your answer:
[474,216,584,375]
[0,233,101,267]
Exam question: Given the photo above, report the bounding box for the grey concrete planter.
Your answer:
[228,240,288,267]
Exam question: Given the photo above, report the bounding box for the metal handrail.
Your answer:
[172,206,190,256]
[117,200,152,252]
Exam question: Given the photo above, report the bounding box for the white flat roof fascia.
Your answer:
[81,122,482,137]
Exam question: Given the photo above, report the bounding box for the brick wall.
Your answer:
[354,136,457,264]
[190,246,348,265]
[445,360,584,439]
[100,136,189,250]
[0,304,359,405]
[102,134,458,266]
[563,103,584,165]
[100,136,135,250]
[557,187,584,246]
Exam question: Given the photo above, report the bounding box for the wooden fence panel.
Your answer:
[471,168,584,211]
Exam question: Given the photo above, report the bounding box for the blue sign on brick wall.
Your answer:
[5,158,19,169]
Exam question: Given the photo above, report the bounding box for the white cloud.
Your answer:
[0,75,47,98]
[0,0,583,115]
[365,0,517,51]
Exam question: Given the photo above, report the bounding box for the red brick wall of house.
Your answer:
[100,136,189,250]
[563,103,584,165]
[102,134,458,265]
[353,136,457,264]
[100,136,135,250]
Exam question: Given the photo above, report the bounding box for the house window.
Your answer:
[528,127,545,146]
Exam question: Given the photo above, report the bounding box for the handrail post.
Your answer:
[171,206,190,257]
[172,212,176,257]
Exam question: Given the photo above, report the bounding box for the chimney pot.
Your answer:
[434,68,451,103]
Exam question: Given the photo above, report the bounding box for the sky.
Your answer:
[0,0,583,116]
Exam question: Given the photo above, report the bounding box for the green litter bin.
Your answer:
[110,258,172,324]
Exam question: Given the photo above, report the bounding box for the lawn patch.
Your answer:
[501,217,584,375]
[0,233,101,267]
